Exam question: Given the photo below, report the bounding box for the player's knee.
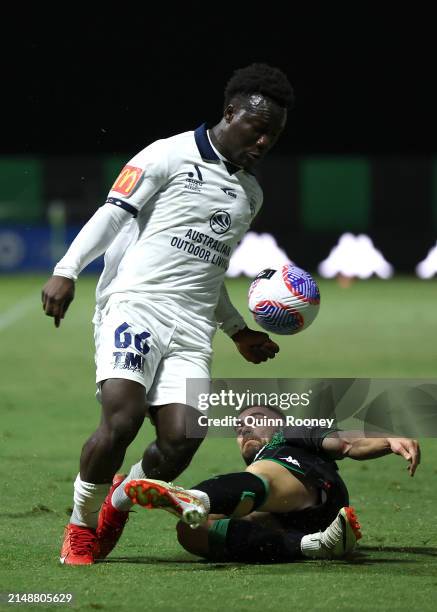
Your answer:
[159,436,202,466]
[111,414,144,445]
[99,406,145,448]
[245,466,275,489]
[100,385,147,446]
[176,521,209,557]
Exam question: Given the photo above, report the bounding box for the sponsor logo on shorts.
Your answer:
[112,165,143,196]
[112,351,145,374]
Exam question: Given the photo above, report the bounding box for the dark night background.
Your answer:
[1,6,436,273]
[3,7,435,156]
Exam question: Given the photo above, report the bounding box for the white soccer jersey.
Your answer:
[95,124,263,325]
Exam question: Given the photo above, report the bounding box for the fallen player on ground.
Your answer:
[124,405,420,562]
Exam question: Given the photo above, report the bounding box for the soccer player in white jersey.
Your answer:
[42,63,295,565]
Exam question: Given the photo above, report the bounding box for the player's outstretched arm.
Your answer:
[322,434,421,477]
[42,204,131,327]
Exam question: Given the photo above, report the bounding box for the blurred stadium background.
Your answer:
[1,154,437,277]
[1,9,436,612]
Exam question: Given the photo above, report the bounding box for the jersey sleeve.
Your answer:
[106,139,169,216]
[282,426,338,455]
[215,282,247,337]
[53,204,131,280]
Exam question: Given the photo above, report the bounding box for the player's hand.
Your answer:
[387,437,421,477]
[41,275,75,328]
[231,327,279,364]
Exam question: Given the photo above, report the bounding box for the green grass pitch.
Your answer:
[1,274,436,611]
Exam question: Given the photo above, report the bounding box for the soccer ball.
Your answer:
[248,263,320,335]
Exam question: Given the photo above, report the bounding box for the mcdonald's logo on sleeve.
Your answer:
[112,165,143,196]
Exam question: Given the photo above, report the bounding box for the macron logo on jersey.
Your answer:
[112,165,143,196]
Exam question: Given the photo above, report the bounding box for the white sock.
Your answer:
[300,532,324,558]
[186,489,211,513]
[70,475,110,529]
[111,462,147,511]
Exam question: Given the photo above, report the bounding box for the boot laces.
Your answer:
[70,528,96,555]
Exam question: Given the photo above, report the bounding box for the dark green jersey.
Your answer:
[251,428,340,488]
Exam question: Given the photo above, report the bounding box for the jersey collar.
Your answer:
[194,124,241,175]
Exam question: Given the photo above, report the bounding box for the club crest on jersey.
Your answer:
[210,210,231,235]
[112,165,143,196]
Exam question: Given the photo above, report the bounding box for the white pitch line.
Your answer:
[0,293,38,331]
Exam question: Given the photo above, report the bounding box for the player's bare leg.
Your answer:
[125,461,316,528]
[109,403,206,515]
[95,404,204,557]
[141,403,206,481]
[79,379,148,483]
[245,460,318,514]
[158,460,317,522]
[61,379,147,565]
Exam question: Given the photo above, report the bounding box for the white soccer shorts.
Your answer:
[93,297,212,409]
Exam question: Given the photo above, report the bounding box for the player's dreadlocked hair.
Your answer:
[224,63,294,110]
